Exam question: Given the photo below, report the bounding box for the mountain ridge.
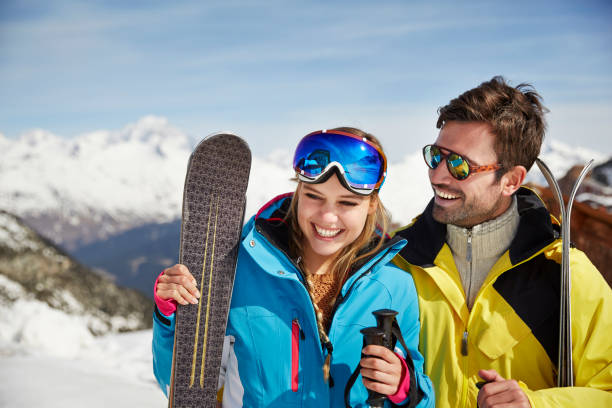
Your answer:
[2,116,606,249]
[0,210,153,335]
[1,116,609,296]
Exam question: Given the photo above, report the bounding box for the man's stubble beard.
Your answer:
[432,187,507,228]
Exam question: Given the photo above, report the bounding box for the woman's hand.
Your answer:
[156,264,200,305]
[359,345,403,396]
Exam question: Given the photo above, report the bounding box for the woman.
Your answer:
[153,128,434,407]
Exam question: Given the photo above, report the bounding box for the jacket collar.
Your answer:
[395,186,559,267]
[254,193,293,257]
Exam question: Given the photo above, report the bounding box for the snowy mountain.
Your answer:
[72,219,182,297]
[528,140,608,186]
[0,211,164,407]
[0,210,153,337]
[1,116,608,296]
[2,115,606,246]
[0,116,194,250]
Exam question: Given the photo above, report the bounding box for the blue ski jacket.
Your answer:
[153,194,434,408]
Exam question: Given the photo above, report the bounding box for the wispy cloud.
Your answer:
[0,0,610,157]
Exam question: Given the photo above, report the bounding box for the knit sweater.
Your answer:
[446,196,519,309]
[309,272,342,330]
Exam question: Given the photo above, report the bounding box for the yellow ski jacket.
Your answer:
[392,187,612,407]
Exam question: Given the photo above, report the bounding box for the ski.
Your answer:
[535,158,594,387]
[169,133,251,407]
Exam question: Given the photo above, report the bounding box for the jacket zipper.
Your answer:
[460,329,469,407]
[466,229,473,306]
[463,225,473,408]
[291,318,303,392]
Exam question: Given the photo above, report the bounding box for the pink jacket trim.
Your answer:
[154,270,177,317]
[255,193,293,219]
[388,352,410,404]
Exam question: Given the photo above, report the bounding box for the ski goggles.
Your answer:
[293,130,387,195]
[423,144,501,180]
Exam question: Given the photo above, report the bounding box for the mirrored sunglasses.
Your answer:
[422,144,501,180]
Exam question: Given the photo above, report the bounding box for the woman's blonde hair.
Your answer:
[285,127,390,381]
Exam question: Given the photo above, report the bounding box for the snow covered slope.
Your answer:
[0,212,166,407]
[0,211,164,406]
[0,327,166,408]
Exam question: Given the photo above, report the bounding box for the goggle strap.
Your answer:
[296,166,377,196]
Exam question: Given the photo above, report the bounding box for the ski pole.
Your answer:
[360,327,388,408]
[344,309,400,408]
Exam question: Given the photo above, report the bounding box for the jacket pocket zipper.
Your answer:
[291,318,301,392]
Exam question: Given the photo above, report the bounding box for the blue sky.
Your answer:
[1,0,611,160]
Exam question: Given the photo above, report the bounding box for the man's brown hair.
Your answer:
[436,76,548,173]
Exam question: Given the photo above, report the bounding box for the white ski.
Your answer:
[535,158,594,387]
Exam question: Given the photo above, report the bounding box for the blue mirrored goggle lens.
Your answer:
[293,133,385,188]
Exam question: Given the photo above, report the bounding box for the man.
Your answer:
[393,76,611,407]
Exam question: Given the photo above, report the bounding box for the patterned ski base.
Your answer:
[169,133,251,408]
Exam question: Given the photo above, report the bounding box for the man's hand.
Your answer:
[477,369,531,408]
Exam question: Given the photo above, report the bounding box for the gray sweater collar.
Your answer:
[446,196,519,261]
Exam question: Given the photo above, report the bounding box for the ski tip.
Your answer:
[207,131,250,145]
[189,132,251,157]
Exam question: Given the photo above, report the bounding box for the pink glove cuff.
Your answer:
[388,352,411,404]
[154,270,178,317]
